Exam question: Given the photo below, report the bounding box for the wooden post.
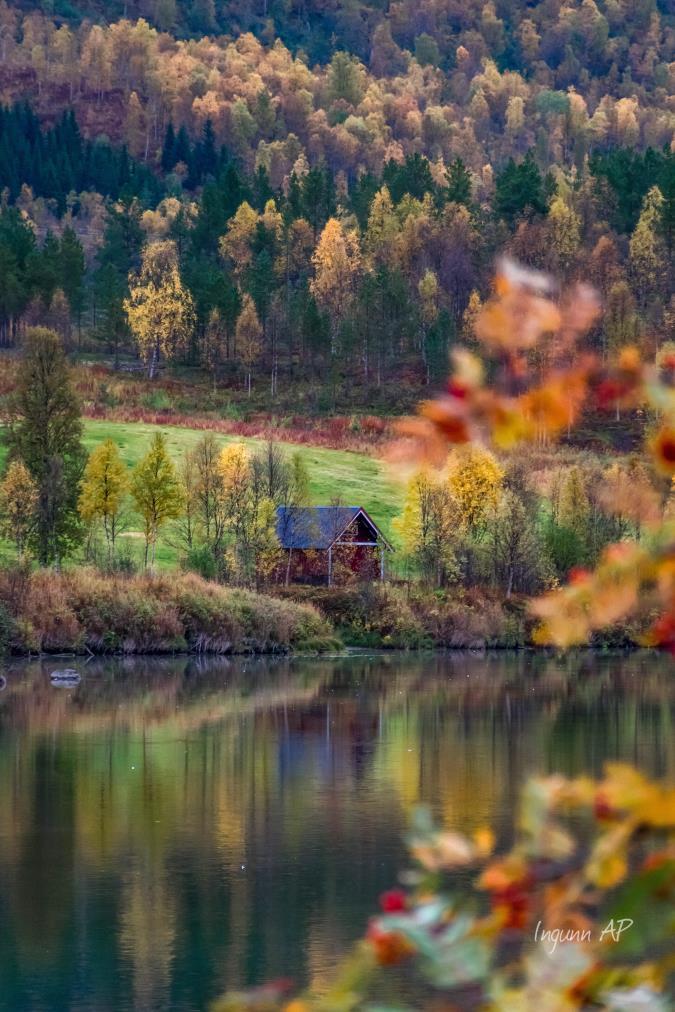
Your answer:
[328,545,333,586]
[380,544,385,583]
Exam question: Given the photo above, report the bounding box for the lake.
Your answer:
[0,651,673,1011]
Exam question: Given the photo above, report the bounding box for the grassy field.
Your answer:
[0,420,404,567]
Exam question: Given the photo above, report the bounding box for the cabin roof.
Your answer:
[276,506,392,551]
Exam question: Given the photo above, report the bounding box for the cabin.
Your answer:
[276,506,393,585]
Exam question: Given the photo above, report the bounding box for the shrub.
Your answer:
[0,567,335,655]
[277,584,527,649]
[141,389,173,411]
[0,602,16,654]
[183,544,218,580]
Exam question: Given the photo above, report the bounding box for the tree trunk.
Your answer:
[148,341,159,380]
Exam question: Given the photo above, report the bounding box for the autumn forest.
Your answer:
[2,2,675,1010]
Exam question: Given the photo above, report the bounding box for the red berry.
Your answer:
[379,889,407,913]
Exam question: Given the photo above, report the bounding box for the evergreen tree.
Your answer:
[383,153,436,203]
[0,206,37,344]
[494,151,547,225]
[446,158,473,207]
[161,122,177,173]
[173,125,191,168]
[35,231,62,306]
[59,227,86,330]
[252,164,273,211]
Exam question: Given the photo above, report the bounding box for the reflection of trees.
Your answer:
[119,865,177,1011]
[0,651,674,1009]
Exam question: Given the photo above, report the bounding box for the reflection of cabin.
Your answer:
[276,506,393,585]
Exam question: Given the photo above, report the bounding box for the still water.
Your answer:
[0,651,673,1011]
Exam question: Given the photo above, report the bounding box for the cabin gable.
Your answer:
[276,506,392,585]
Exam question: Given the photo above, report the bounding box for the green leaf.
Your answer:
[602,860,675,958]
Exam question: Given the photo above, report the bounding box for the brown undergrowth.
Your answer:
[0,566,337,655]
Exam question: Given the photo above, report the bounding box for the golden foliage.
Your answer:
[447,445,503,534]
[124,240,195,378]
[235,294,263,393]
[78,438,129,556]
[391,257,675,650]
[0,459,38,557]
[394,468,460,586]
[310,218,361,341]
[130,432,183,567]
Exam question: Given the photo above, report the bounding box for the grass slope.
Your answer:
[0,420,403,567]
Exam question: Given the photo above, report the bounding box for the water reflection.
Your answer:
[0,651,673,1011]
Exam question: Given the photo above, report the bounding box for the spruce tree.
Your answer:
[59,227,86,332]
[494,151,547,225]
[446,158,473,207]
[161,122,177,173]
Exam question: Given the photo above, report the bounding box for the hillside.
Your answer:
[0,0,671,614]
[5,0,675,73]
[0,419,403,566]
[0,0,672,420]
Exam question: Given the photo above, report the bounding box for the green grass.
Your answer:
[0,420,404,568]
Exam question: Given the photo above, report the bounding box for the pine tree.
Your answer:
[161,123,177,173]
[37,231,61,306]
[59,226,86,334]
[494,151,547,225]
[446,158,473,206]
[154,0,177,32]
[190,0,217,32]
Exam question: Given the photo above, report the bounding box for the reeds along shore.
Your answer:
[0,567,337,655]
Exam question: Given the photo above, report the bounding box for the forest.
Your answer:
[0,0,671,408]
[2,4,675,1010]
[0,0,671,636]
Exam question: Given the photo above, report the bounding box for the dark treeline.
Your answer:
[0,104,162,211]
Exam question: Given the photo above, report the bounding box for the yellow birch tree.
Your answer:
[78,438,129,561]
[130,433,183,567]
[394,469,460,587]
[447,446,503,536]
[0,460,38,558]
[124,240,195,379]
[310,218,361,357]
[235,294,263,395]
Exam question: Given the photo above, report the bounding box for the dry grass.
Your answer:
[277,584,530,649]
[0,567,338,655]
